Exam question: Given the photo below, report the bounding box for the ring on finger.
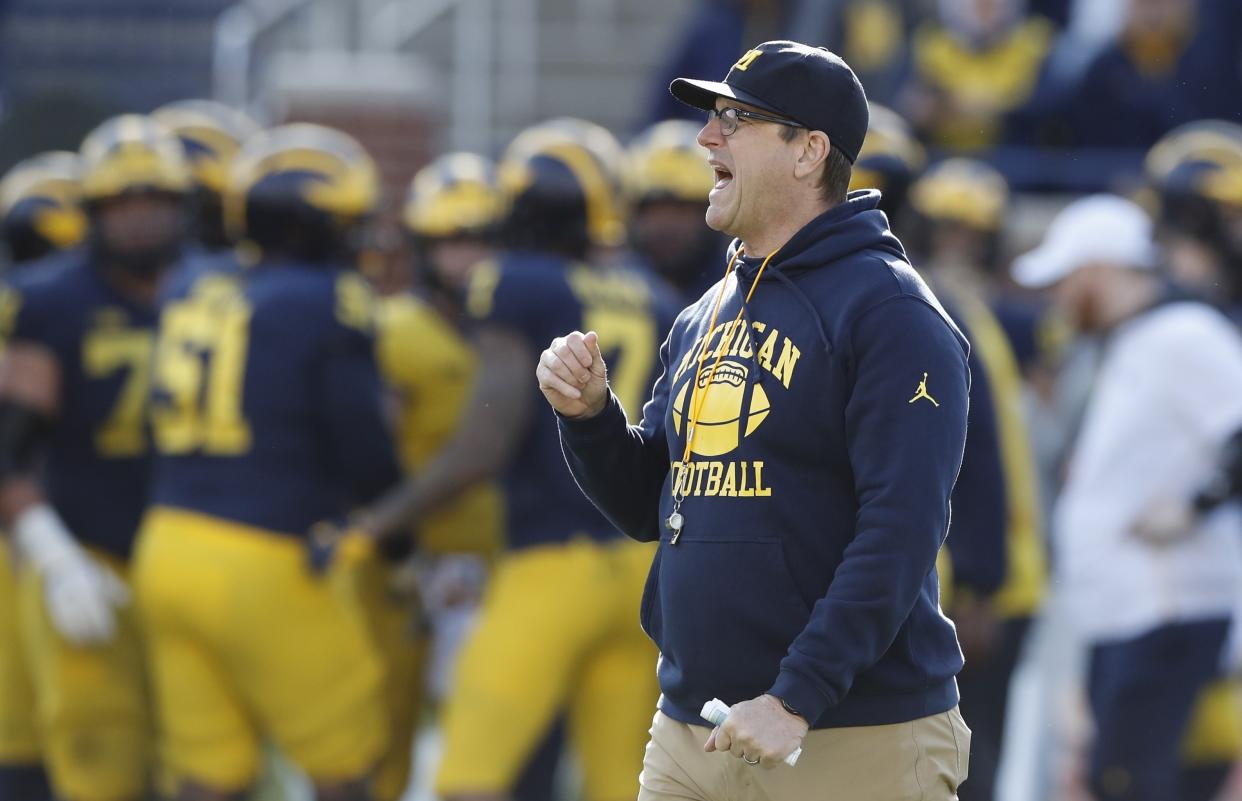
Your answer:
[743,754,760,765]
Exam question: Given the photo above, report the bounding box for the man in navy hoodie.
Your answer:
[538,40,972,800]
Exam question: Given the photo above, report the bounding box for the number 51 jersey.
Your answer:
[0,253,159,559]
[149,260,401,537]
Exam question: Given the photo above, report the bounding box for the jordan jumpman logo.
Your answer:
[908,372,939,407]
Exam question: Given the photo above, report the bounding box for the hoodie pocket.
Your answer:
[656,536,814,699]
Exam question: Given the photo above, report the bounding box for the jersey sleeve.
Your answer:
[464,258,563,344]
[2,275,75,359]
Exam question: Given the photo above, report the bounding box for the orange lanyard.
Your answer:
[668,245,779,542]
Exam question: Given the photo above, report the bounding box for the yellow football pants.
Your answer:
[0,545,40,766]
[349,557,428,801]
[436,538,660,801]
[18,550,150,801]
[133,507,388,793]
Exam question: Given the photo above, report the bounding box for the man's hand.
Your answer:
[536,330,608,420]
[704,694,807,768]
[1131,495,1198,546]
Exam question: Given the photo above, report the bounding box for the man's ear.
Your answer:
[793,131,830,181]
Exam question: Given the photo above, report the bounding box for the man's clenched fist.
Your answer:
[537,330,609,420]
[704,694,807,769]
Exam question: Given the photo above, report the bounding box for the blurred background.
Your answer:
[2,0,1236,210]
[0,1,1241,801]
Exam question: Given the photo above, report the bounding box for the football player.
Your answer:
[1144,120,1242,320]
[505,117,630,264]
[336,123,677,801]
[403,151,503,309]
[369,151,506,801]
[390,150,579,801]
[133,123,401,801]
[625,119,724,301]
[0,114,192,801]
[0,149,89,801]
[152,99,260,253]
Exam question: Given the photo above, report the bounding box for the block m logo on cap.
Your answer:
[732,49,763,71]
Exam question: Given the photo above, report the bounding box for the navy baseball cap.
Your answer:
[670,40,870,163]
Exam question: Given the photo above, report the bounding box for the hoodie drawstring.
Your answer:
[735,292,764,384]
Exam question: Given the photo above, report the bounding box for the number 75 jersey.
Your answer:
[0,254,160,559]
[148,260,402,538]
[465,252,678,549]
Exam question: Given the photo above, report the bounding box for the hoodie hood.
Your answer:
[732,189,907,282]
[727,189,906,356]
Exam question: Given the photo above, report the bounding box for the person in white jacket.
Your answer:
[1013,194,1242,801]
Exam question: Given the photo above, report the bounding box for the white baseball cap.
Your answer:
[1012,194,1159,288]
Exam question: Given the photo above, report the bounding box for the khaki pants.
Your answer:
[638,707,971,801]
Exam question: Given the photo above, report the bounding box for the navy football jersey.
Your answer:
[0,253,159,558]
[159,245,242,302]
[466,250,677,550]
[149,259,401,537]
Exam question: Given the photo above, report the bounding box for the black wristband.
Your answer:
[0,398,51,480]
[778,696,804,720]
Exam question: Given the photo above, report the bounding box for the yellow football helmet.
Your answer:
[849,103,926,217]
[224,123,379,260]
[502,117,627,248]
[508,117,626,181]
[0,150,87,264]
[908,158,1009,231]
[78,114,191,202]
[152,99,260,196]
[626,119,714,206]
[1146,120,1242,208]
[403,152,503,239]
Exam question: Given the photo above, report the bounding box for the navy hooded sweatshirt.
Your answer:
[558,190,970,729]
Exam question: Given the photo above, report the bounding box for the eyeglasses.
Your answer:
[707,106,807,137]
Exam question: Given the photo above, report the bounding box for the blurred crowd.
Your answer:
[0,1,1238,800]
[651,0,1242,189]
